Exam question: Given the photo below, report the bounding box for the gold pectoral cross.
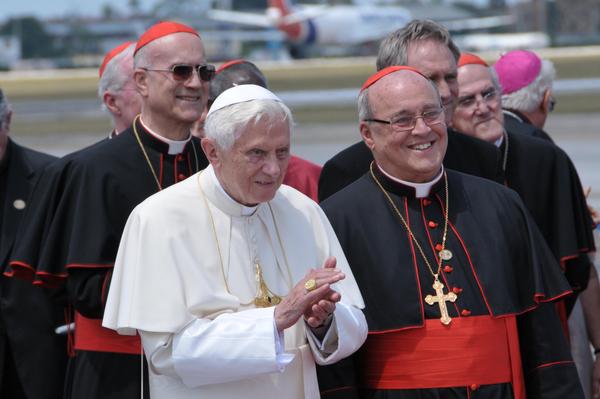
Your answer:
[425,277,457,325]
[254,263,282,308]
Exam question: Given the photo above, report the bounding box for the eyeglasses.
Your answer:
[363,108,445,133]
[456,88,499,110]
[142,64,216,82]
[549,96,556,112]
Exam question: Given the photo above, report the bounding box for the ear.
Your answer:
[540,89,552,113]
[103,92,120,116]
[134,69,149,97]
[200,137,220,166]
[360,121,376,151]
[4,110,12,131]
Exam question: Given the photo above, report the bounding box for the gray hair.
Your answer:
[501,59,555,113]
[205,99,293,150]
[376,19,460,71]
[98,43,136,99]
[0,89,10,130]
[210,61,268,102]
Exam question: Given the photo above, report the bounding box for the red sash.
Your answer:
[74,312,142,355]
[361,315,525,398]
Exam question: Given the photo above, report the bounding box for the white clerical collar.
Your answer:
[377,164,444,198]
[139,117,191,155]
[494,134,504,148]
[207,165,258,216]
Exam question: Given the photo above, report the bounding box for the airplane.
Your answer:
[207,0,516,56]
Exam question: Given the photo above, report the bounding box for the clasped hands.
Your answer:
[274,256,345,334]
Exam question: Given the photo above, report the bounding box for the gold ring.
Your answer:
[304,279,317,292]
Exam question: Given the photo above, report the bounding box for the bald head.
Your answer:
[359,69,447,183]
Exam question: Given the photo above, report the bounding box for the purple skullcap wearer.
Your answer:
[134,21,199,56]
[493,50,542,95]
[360,66,426,93]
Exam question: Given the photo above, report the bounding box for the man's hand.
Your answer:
[274,257,344,332]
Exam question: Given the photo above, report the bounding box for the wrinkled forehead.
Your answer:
[146,32,206,65]
[457,64,494,90]
[370,71,440,110]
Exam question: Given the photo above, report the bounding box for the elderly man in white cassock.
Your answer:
[103,84,368,399]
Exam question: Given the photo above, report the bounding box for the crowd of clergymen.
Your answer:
[0,18,599,399]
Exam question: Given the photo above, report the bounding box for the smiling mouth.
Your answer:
[408,142,433,151]
[177,95,201,102]
[255,180,275,186]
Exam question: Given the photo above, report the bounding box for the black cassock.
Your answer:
[318,166,583,399]
[317,128,502,202]
[503,109,554,143]
[500,130,594,297]
[7,119,208,399]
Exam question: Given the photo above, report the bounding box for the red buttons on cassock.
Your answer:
[452,287,463,294]
[470,384,479,391]
[177,154,184,162]
[435,244,443,251]
[443,265,453,273]
[461,309,471,317]
[428,221,438,228]
[423,199,432,206]
[177,173,186,181]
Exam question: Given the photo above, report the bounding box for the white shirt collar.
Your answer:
[139,117,191,155]
[377,164,444,198]
[208,165,258,216]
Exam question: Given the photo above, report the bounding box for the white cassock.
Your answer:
[103,165,368,399]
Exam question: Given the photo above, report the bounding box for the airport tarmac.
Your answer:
[11,112,600,207]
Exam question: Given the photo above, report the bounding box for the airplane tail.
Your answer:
[268,0,306,42]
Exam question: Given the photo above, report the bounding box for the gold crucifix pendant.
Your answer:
[424,277,457,325]
[253,263,283,308]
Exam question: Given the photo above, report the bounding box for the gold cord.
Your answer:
[369,162,449,280]
[198,173,293,307]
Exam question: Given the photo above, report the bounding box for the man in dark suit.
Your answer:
[0,88,66,399]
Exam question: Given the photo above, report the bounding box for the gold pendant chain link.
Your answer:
[132,114,201,192]
[369,162,449,280]
[198,174,293,307]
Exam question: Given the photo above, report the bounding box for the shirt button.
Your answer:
[422,199,432,206]
[470,384,479,391]
[435,244,443,251]
[443,265,453,273]
[177,154,184,162]
[461,309,471,317]
[178,173,186,181]
[452,287,463,294]
[428,221,438,228]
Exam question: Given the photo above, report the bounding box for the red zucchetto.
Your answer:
[216,59,248,74]
[99,41,133,78]
[134,21,199,55]
[457,53,489,68]
[360,66,425,92]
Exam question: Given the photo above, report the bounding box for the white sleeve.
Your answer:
[305,302,368,365]
[140,307,295,389]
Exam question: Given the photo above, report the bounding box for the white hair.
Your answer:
[97,43,136,99]
[501,59,555,113]
[205,99,293,150]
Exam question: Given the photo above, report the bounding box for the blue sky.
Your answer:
[3,0,158,20]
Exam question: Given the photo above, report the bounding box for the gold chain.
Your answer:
[369,162,449,279]
[198,173,293,306]
[132,115,201,191]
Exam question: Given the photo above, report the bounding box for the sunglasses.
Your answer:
[143,64,216,82]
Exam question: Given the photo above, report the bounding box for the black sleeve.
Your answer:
[317,355,361,399]
[66,268,112,318]
[517,302,585,399]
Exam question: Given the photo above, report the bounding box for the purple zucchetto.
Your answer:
[493,50,542,95]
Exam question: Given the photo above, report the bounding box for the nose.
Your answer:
[474,96,491,114]
[411,116,431,135]
[185,69,203,88]
[262,155,281,177]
